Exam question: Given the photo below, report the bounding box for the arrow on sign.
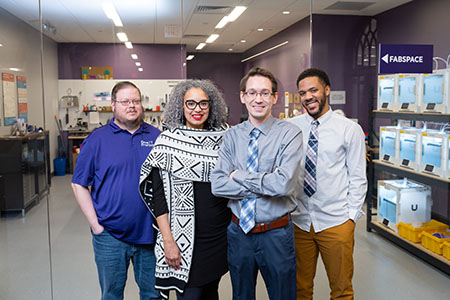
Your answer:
[382,54,389,64]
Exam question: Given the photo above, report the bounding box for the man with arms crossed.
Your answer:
[72,81,162,300]
[289,68,367,300]
[211,67,303,300]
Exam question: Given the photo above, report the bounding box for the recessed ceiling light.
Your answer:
[138,68,143,72]
[131,54,138,59]
[116,32,128,42]
[125,42,133,49]
[0,43,3,47]
[196,43,206,50]
[206,34,219,43]
[9,67,20,71]
[228,48,233,51]
[283,11,290,15]
[186,55,195,60]
[135,62,141,66]
[241,40,246,43]
[257,28,263,32]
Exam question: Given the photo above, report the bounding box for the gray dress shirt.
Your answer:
[211,116,303,223]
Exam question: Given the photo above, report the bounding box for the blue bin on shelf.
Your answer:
[54,157,67,176]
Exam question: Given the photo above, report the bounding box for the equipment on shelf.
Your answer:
[420,69,449,113]
[380,126,399,165]
[377,68,449,113]
[377,74,397,111]
[420,130,448,177]
[377,178,432,232]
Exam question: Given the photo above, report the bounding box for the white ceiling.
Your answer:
[0,0,412,53]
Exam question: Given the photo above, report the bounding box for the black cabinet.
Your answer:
[0,132,50,216]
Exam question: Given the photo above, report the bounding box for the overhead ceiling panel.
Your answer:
[0,0,415,52]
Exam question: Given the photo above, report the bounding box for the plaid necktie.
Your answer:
[304,120,319,197]
[240,128,261,233]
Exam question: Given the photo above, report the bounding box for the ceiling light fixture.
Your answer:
[138,68,143,72]
[228,6,247,22]
[125,42,133,49]
[0,43,3,47]
[206,34,219,43]
[102,3,123,27]
[186,55,195,60]
[196,43,206,50]
[282,11,290,15]
[116,32,128,42]
[215,16,229,29]
[135,62,141,66]
[131,54,138,59]
[241,41,289,62]
[257,28,264,32]
[228,48,233,51]
[241,40,246,43]
[9,67,20,71]
[214,6,247,29]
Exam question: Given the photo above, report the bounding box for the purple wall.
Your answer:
[242,17,311,118]
[377,0,450,61]
[58,43,186,79]
[311,14,375,133]
[187,53,243,125]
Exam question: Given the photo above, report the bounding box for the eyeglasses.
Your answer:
[243,89,274,100]
[185,100,210,110]
[114,99,142,106]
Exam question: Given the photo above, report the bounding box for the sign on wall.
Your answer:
[379,44,433,74]
[17,76,28,122]
[2,73,17,126]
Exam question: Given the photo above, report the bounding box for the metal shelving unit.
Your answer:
[367,111,450,275]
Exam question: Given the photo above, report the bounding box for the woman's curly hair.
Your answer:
[163,79,228,130]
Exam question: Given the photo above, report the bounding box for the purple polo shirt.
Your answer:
[72,119,161,244]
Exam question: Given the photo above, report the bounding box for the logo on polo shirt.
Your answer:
[141,140,155,147]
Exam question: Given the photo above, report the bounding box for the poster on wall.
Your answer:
[2,73,18,126]
[81,66,113,79]
[17,76,28,122]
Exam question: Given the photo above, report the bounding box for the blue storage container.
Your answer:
[54,157,67,176]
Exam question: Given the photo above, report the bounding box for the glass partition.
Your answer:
[1,1,313,299]
[0,2,52,299]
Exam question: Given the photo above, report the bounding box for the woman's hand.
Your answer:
[163,239,181,270]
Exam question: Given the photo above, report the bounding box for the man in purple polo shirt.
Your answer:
[72,81,162,300]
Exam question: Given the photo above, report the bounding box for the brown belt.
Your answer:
[231,213,290,234]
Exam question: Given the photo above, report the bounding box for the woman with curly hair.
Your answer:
[139,79,231,300]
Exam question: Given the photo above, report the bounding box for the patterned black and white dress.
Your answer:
[139,126,230,299]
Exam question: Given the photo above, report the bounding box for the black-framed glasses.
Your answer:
[185,100,210,110]
[243,89,273,100]
[114,99,142,106]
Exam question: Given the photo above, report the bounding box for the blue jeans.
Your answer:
[92,230,161,300]
[227,219,296,300]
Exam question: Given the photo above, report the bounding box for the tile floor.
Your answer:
[0,175,449,299]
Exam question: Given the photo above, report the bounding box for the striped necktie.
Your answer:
[304,120,319,197]
[240,128,261,233]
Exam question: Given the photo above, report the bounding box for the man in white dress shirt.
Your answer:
[289,68,367,300]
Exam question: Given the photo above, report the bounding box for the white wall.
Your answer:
[58,79,183,130]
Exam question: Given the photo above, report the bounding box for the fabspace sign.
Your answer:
[379,44,433,74]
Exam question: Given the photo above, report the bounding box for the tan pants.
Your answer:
[294,220,355,300]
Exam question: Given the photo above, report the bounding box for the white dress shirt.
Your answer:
[289,109,367,233]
